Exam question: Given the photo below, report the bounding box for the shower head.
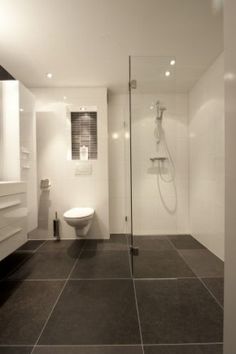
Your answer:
[155,101,166,120]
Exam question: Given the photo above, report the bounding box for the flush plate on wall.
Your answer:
[75,162,92,175]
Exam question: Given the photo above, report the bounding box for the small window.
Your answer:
[71,111,97,160]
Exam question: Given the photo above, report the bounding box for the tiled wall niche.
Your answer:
[71,111,98,160]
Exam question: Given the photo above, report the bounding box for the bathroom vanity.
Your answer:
[0,181,27,261]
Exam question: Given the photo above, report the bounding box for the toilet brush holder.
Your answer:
[53,212,60,239]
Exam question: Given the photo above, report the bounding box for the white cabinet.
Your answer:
[0,182,27,261]
[0,81,37,233]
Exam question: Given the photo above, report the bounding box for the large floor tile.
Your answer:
[168,235,205,250]
[0,281,64,345]
[135,279,223,344]
[134,236,173,251]
[133,250,195,278]
[33,345,143,354]
[7,251,76,280]
[144,344,223,353]
[70,251,131,279]
[179,250,224,277]
[0,252,32,280]
[84,234,128,251]
[17,240,46,251]
[39,240,84,257]
[39,280,140,345]
[0,347,33,354]
[201,278,224,306]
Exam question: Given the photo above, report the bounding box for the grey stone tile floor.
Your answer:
[0,234,224,353]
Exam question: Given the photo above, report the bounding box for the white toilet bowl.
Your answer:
[63,207,94,236]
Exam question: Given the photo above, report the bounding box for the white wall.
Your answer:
[108,94,131,234]
[108,93,189,235]
[189,53,225,260]
[32,88,109,239]
[19,83,38,232]
[224,0,236,351]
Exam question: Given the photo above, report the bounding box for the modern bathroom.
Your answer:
[0,0,236,353]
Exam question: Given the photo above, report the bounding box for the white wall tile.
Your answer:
[108,92,189,235]
[32,88,109,239]
[189,53,224,260]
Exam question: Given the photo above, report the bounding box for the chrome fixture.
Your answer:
[155,101,166,121]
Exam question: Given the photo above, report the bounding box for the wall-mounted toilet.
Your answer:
[63,207,94,236]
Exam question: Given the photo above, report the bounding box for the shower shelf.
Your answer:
[150,157,168,162]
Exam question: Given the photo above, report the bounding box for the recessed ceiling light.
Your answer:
[20,108,24,112]
[170,59,176,66]
[46,72,53,79]
[81,106,86,111]
[165,71,171,77]
[63,96,67,100]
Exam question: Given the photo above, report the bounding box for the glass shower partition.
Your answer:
[129,56,183,277]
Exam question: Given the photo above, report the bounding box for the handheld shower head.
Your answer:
[155,101,166,120]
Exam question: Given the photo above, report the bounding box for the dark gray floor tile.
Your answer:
[144,344,223,353]
[84,234,128,251]
[7,251,76,280]
[0,281,64,345]
[134,236,173,251]
[39,240,84,257]
[39,280,140,345]
[17,240,45,251]
[201,278,224,306]
[0,347,33,354]
[70,251,131,279]
[135,279,223,344]
[0,252,32,280]
[168,235,205,250]
[134,250,195,278]
[33,346,143,354]
[179,250,224,277]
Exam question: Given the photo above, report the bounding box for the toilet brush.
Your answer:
[53,212,60,240]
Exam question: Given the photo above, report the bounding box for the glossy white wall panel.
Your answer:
[189,53,224,260]
[19,83,38,232]
[33,88,109,239]
[108,93,189,235]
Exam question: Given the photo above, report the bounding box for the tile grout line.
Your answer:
[198,276,224,310]
[1,253,33,281]
[30,241,87,354]
[0,342,224,348]
[1,240,48,281]
[126,235,145,354]
[167,237,224,311]
[175,249,224,310]
[144,342,223,346]
[16,240,47,254]
[1,275,223,282]
[34,240,48,252]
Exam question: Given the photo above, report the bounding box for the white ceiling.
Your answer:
[0,0,223,93]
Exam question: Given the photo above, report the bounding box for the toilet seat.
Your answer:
[63,207,94,220]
